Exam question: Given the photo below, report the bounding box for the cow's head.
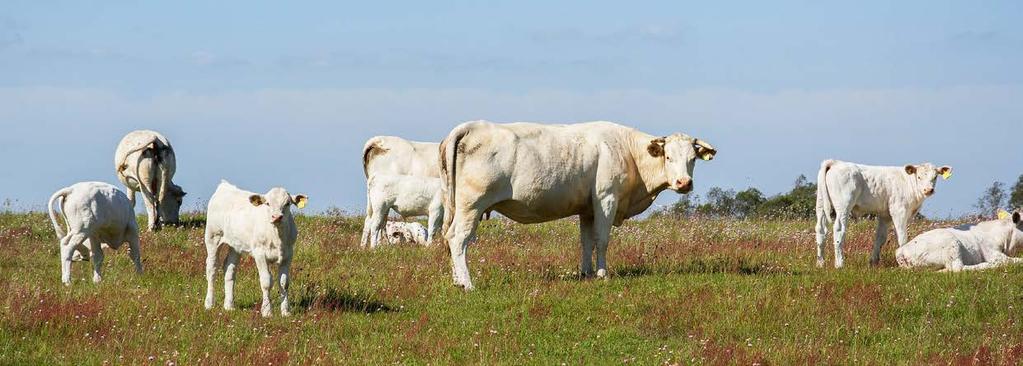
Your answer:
[998,209,1023,254]
[158,184,187,224]
[648,134,716,193]
[249,188,308,225]
[903,163,952,197]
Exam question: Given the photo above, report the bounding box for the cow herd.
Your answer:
[44,122,1023,316]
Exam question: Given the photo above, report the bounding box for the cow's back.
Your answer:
[364,136,440,179]
[114,130,176,187]
[64,182,135,238]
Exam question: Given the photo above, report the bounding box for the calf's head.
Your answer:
[648,134,716,193]
[158,184,186,224]
[248,188,308,225]
[997,209,1023,254]
[903,163,952,197]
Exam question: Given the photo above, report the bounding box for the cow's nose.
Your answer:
[675,179,693,193]
[923,188,934,196]
[271,215,283,224]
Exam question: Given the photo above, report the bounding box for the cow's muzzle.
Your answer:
[673,179,693,193]
[271,214,284,224]
[923,188,934,197]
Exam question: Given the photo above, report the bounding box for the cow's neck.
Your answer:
[630,134,670,195]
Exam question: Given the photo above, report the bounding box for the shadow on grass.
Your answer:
[295,285,396,314]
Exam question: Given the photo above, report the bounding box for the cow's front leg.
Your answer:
[253,254,273,317]
[277,254,293,316]
[578,216,596,277]
[593,195,618,279]
[891,211,912,248]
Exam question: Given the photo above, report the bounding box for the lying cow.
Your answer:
[203,181,307,317]
[362,135,440,179]
[815,159,952,268]
[440,120,716,290]
[384,221,430,246]
[114,130,186,231]
[361,174,443,248]
[47,182,143,285]
[896,210,1023,272]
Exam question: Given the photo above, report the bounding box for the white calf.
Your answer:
[47,182,142,285]
[896,210,1023,271]
[815,160,952,268]
[361,174,443,248]
[384,221,430,245]
[203,181,307,317]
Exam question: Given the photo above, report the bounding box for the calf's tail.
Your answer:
[47,186,72,238]
[816,159,835,223]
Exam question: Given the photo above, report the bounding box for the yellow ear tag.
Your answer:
[998,210,1010,220]
[941,171,952,180]
[296,198,308,209]
[700,151,715,161]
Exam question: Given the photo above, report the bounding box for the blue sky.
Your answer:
[1,1,1021,217]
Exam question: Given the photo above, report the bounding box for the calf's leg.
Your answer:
[253,255,274,317]
[870,217,892,266]
[222,248,240,311]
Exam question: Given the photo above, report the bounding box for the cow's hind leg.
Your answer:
[126,229,143,274]
[814,211,829,268]
[222,248,241,311]
[203,233,220,310]
[832,211,850,268]
[60,233,86,285]
[88,237,105,283]
[578,216,596,277]
[870,217,892,266]
[446,208,481,291]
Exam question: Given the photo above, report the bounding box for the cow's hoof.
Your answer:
[596,269,608,279]
[815,259,825,268]
[204,301,214,310]
[223,305,235,311]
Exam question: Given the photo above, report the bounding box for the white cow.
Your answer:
[896,210,1023,272]
[384,221,430,246]
[114,130,186,231]
[203,181,307,317]
[440,120,717,290]
[362,135,440,179]
[47,182,142,285]
[361,174,443,248]
[815,159,952,268]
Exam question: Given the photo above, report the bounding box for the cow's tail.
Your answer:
[156,142,173,205]
[362,136,387,179]
[48,186,72,239]
[816,159,836,223]
[439,124,472,242]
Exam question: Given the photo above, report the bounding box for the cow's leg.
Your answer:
[578,216,596,277]
[870,217,892,266]
[87,237,105,283]
[427,208,442,245]
[60,234,86,285]
[814,212,829,268]
[222,248,240,311]
[446,208,481,290]
[253,254,274,317]
[203,233,219,310]
[832,211,850,268]
[126,228,143,274]
[277,255,292,316]
[593,196,618,279]
[369,203,389,248]
[138,186,160,231]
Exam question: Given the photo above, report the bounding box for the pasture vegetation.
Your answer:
[1,211,1022,364]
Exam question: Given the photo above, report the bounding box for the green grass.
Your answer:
[1,212,1021,364]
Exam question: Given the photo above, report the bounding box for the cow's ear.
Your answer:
[647,137,666,157]
[1014,211,1021,224]
[291,194,308,209]
[904,165,917,175]
[249,195,265,206]
[693,139,717,161]
[937,166,952,180]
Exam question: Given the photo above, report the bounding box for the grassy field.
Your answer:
[1,212,1022,365]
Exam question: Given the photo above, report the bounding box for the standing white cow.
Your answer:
[895,210,1023,271]
[47,182,143,285]
[114,130,186,231]
[203,181,307,317]
[361,174,443,248]
[440,120,717,290]
[815,159,952,268]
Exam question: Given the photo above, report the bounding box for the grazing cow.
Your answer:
[114,130,186,231]
[47,182,142,285]
[440,120,717,290]
[384,221,430,246]
[361,174,443,248]
[362,136,440,179]
[203,181,307,317]
[815,159,952,268]
[896,210,1023,272]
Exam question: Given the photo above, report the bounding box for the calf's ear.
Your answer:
[292,194,308,209]
[937,166,952,180]
[1014,211,1021,224]
[647,138,666,157]
[904,165,917,175]
[249,195,265,206]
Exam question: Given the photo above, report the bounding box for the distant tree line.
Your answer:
[654,174,1023,220]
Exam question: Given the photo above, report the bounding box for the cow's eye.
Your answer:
[665,156,671,161]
